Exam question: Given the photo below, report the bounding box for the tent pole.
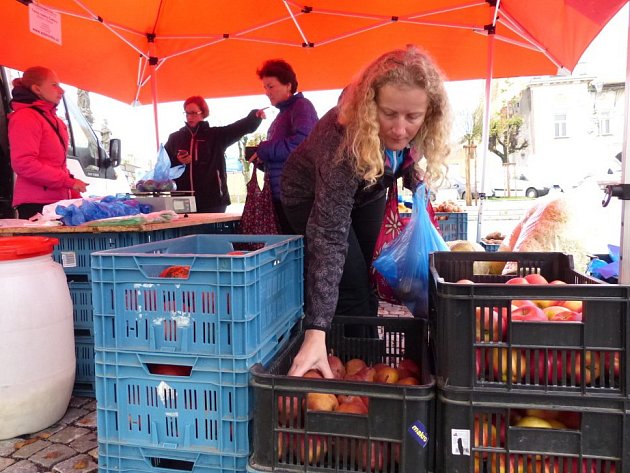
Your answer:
[151,67,160,150]
[619,5,630,284]
[476,31,495,243]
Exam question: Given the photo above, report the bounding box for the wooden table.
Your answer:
[0,212,240,234]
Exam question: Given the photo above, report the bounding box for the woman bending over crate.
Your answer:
[281,45,452,377]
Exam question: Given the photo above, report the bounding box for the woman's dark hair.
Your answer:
[256,59,298,94]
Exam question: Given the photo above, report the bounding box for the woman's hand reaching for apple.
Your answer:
[288,329,334,379]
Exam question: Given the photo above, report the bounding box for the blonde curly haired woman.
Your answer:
[281,45,451,377]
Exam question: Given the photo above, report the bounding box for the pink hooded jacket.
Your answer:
[8,100,75,206]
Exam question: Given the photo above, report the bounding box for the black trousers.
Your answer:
[284,194,386,333]
[16,203,44,219]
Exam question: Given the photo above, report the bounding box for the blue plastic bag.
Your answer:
[373,183,449,317]
[136,144,185,192]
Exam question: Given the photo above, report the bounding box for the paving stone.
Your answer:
[13,440,51,459]
[57,409,88,426]
[69,432,97,454]
[68,398,91,409]
[0,438,21,456]
[75,412,96,429]
[30,444,77,469]
[48,427,89,445]
[87,448,98,461]
[32,423,66,441]
[0,457,16,470]
[3,460,39,473]
[52,454,97,473]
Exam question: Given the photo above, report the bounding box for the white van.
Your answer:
[0,66,130,218]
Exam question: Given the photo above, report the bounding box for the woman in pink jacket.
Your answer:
[9,66,88,219]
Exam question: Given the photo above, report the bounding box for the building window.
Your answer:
[597,112,611,135]
[554,113,567,138]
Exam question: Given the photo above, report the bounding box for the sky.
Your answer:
[80,4,629,177]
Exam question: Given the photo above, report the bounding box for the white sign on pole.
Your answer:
[29,4,61,45]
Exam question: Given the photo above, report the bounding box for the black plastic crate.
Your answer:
[429,251,630,397]
[436,386,630,473]
[250,316,435,473]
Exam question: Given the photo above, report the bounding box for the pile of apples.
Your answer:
[467,273,584,345]
[276,355,421,468]
[472,410,616,472]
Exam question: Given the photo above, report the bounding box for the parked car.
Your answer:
[430,173,478,201]
[491,175,559,198]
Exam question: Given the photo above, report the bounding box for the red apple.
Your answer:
[327,355,346,379]
[337,394,369,409]
[604,351,620,377]
[335,399,368,414]
[345,358,367,376]
[490,348,527,383]
[473,417,499,448]
[525,273,548,285]
[297,434,327,465]
[457,278,475,284]
[548,310,581,322]
[542,305,572,320]
[303,369,323,379]
[476,307,506,342]
[506,277,529,285]
[566,351,600,386]
[549,280,567,285]
[306,392,338,412]
[398,358,421,378]
[359,441,389,471]
[511,304,547,322]
[560,300,583,313]
[374,366,399,384]
[277,394,302,427]
[397,376,420,385]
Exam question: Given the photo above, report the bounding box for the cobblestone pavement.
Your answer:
[0,303,410,473]
[0,396,98,473]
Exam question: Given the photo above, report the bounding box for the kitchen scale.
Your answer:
[132,190,197,213]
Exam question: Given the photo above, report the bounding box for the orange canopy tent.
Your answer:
[1,1,628,269]
[0,0,624,105]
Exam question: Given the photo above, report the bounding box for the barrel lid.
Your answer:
[0,236,58,260]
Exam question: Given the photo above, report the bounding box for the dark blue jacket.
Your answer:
[256,93,318,200]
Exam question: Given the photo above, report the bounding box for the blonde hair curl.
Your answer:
[337,45,451,186]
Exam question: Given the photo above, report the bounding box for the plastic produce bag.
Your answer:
[136,144,185,192]
[373,183,449,317]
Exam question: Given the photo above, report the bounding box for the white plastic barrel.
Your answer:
[0,236,75,439]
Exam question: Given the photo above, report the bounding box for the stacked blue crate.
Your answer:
[48,220,241,397]
[91,234,304,473]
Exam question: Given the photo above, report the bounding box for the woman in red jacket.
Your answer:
[9,66,88,219]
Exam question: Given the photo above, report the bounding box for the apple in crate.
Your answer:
[335,399,368,414]
[490,348,527,383]
[306,392,338,412]
[298,434,327,465]
[327,355,346,379]
[374,365,399,384]
[345,358,367,376]
[511,304,547,321]
[476,307,505,342]
[359,441,390,471]
[398,358,421,379]
[567,351,601,386]
[525,273,548,285]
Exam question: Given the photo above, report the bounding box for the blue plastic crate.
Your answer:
[98,441,248,473]
[74,337,95,397]
[90,234,303,356]
[480,240,500,252]
[95,319,294,455]
[68,280,95,337]
[435,212,467,241]
[41,232,140,279]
